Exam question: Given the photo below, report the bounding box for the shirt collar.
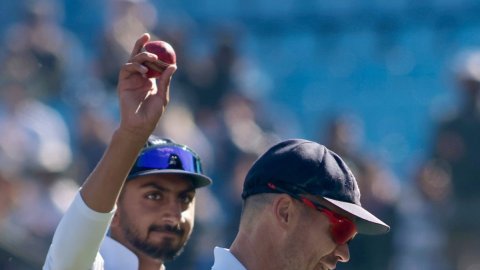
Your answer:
[100,236,139,270]
[212,247,247,270]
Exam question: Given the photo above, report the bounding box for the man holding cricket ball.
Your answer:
[43,33,213,270]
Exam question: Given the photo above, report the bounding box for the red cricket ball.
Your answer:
[143,40,176,78]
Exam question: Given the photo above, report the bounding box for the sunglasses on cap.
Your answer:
[267,182,357,245]
[128,143,203,178]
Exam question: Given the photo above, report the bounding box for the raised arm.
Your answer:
[43,33,177,270]
[80,33,176,212]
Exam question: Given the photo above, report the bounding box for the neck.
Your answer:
[110,231,165,270]
[137,252,165,270]
[230,227,283,270]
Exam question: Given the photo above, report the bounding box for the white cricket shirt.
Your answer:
[43,192,139,269]
[211,247,247,270]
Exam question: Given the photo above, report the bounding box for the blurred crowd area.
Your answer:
[1,0,480,269]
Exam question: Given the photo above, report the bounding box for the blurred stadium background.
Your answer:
[2,0,480,269]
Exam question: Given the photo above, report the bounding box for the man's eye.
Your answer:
[146,193,162,200]
[180,195,194,204]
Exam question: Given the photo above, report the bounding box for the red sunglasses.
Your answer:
[267,182,357,245]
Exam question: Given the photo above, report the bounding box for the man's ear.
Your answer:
[111,188,127,228]
[110,204,121,227]
[273,194,294,230]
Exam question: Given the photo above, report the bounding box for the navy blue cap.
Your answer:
[242,139,389,235]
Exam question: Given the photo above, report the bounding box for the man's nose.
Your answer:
[334,243,350,263]
[162,199,183,225]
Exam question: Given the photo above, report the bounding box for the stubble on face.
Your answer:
[119,208,190,261]
[282,205,335,270]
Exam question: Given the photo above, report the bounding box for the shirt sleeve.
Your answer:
[43,191,116,270]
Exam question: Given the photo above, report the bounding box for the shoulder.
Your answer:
[212,247,246,270]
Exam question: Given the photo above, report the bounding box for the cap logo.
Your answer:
[167,154,184,170]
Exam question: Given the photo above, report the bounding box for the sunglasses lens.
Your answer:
[130,145,202,175]
[265,182,357,245]
[330,214,357,245]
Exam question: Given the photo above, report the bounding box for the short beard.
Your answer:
[123,223,188,261]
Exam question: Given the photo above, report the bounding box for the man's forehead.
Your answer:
[128,174,195,192]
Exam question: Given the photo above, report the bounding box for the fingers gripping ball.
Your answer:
[143,40,176,78]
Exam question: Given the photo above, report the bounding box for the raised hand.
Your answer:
[117,33,177,140]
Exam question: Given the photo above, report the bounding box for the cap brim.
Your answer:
[321,197,390,235]
[127,169,212,188]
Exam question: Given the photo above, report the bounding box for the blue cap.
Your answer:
[127,136,212,188]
